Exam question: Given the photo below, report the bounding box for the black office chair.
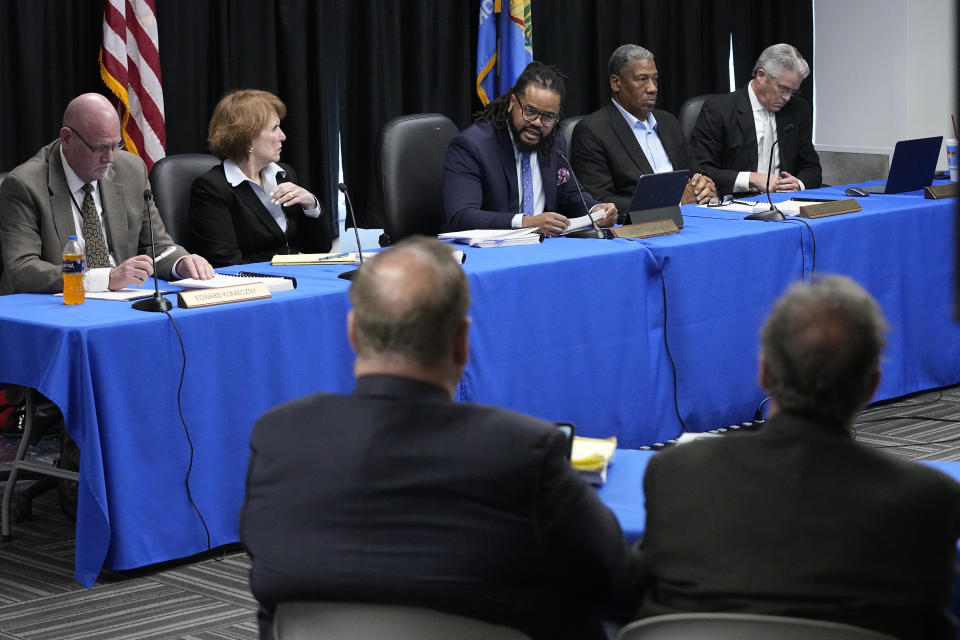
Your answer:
[0,171,7,282]
[377,113,459,245]
[562,114,585,151]
[1,388,76,540]
[148,153,220,250]
[678,94,720,142]
[274,602,533,640]
[616,613,897,640]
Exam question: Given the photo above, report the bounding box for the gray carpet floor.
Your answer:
[1,384,959,639]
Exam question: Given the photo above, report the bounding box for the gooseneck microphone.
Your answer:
[131,189,173,312]
[558,151,606,238]
[337,183,364,281]
[745,123,795,222]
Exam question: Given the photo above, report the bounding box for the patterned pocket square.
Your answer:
[556,167,570,185]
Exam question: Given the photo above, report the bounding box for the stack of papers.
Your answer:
[174,274,294,293]
[272,252,360,265]
[571,436,617,486]
[438,228,543,247]
[561,213,603,234]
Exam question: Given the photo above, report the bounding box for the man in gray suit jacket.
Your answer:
[634,276,960,639]
[241,237,630,640]
[571,45,715,221]
[0,93,213,295]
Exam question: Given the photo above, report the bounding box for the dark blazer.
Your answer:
[0,140,187,294]
[442,120,598,231]
[634,412,960,640]
[241,374,629,640]
[571,103,691,217]
[189,163,331,267]
[688,86,821,196]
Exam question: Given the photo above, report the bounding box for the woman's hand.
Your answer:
[270,182,319,210]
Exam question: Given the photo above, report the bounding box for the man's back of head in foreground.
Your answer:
[348,236,471,395]
[760,274,887,426]
[242,237,629,640]
[635,275,960,639]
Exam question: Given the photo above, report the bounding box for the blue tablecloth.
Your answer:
[0,183,957,585]
[635,184,960,435]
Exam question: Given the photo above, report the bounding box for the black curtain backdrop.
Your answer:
[0,1,105,167]
[534,0,733,119]
[730,0,815,101]
[335,0,479,227]
[0,0,811,230]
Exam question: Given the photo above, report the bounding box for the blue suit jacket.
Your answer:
[442,120,597,232]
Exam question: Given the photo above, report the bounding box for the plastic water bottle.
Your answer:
[62,235,85,305]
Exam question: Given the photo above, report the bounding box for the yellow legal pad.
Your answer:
[571,436,617,485]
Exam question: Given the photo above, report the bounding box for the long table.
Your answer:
[0,183,957,585]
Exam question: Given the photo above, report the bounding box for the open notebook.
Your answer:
[173,273,295,293]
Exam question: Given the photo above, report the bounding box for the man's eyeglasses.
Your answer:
[760,70,801,98]
[66,127,125,154]
[775,83,801,98]
[512,93,558,127]
[706,195,733,207]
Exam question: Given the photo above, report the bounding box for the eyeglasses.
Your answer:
[760,70,801,98]
[66,127,125,154]
[707,195,733,207]
[512,92,559,127]
[775,83,801,98]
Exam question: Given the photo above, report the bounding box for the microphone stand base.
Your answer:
[338,269,358,281]
[131,295,173,312]
[566,227,610,239]
[744,207,786,222]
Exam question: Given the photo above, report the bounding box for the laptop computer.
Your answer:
[627,169,690,227]
[864,136,942,194]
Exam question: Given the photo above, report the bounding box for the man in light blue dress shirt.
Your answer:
[571,45,715,220]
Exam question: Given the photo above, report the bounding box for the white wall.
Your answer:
[814,0,957,167]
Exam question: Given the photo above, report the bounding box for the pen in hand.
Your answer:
[154,246,176,262]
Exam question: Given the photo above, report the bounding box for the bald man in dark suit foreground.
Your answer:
[241,237,629,640]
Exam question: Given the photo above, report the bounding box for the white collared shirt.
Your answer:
[611,98,674,174]
[507,128,544,229]
[223,159,322,234]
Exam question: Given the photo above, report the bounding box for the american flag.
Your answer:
[100,0,166,171]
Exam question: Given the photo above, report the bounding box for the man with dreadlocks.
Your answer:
[443,62,618,235]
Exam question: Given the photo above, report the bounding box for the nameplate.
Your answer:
[177,283,271,308]
[611,219,680,239]
[924,183,960,199]
[797,198,861,219]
